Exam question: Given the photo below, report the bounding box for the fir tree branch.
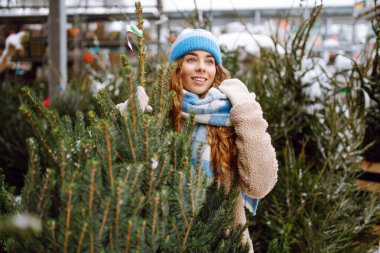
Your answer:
[195,157,203,205]
[144,119,151,169]
[160,196,166,241]
[145,121,155,211]
[125,220,133,253]
[88,161,96,217]
[38,168,52,219]
[128,165,142,197]
[88,160,96,253]
[173,136,178,171]
[76,222,87,253]
[176,172,188,225]
[109,224,114,253]
[102,122,114,189]
[135,1,146,88]
[179,214,196,253]
[25,138,38,212]
[132,195,146,217]
[151,194,160,237]
[50,220,57,253]
[127,168,143,211]
[171,220,180,242]
[90,230,95,253]
[20,105,59,166]
[60,143,67,190]
[115,179,125,244]
[21,86,62,139]
[155,154,168,188]
[189,162,195,212]
[135,220,147,253]
[127,73,137,129]
[125,119,137,163]
[63,187,73,253]
[159,65,165,113]
[98,198,111,239]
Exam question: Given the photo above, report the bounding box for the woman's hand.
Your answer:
[116,86,153,116]
[218,79,255,105]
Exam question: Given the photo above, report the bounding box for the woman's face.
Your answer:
[180,50,216,95]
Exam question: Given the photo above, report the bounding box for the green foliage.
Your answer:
[362,13,380,162]
[0,55,134,194]
[0,172,15,215]
[2,7,248,252]
[0,171,17,251]
[233,5,380,253]
[11,67,247,252]
[221,46,240,77]
[1,4,379,253]
[0,82,41,192]
[188,183,250,253]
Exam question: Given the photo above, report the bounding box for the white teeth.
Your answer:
[193,77,206,82]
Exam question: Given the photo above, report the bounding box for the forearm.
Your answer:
[231,100,278,199]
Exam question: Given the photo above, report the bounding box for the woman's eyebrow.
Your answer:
[185,52,198,57]
[185,52,213,58]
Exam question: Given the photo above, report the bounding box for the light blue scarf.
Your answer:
[182,87,259,216]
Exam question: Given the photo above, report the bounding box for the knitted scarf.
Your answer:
[182,87,259,215]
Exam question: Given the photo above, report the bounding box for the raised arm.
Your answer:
[219,79,278,199]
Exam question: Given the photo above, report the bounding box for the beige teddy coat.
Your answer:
[219,97,278,253]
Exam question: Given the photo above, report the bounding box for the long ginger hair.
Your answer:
[169,57,238,178]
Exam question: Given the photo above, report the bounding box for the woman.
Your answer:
[118,28,278,252]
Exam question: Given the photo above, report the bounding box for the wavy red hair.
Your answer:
[169,57,237,178]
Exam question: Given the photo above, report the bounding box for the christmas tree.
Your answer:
[362,8,380,162]
[236,6,380,253]
[1,3,249,252]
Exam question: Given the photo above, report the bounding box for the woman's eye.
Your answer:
[187,57,196,63]
[206,59,215,64]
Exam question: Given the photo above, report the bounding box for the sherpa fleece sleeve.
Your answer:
[230,94,278,199]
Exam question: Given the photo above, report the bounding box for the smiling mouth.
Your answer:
[192,77,207,82]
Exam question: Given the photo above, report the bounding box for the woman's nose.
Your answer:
[196,61,206,72]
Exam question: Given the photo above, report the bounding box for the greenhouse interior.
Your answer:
[0,0,379,252]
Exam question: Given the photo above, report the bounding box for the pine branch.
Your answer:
[135,1,146,88]
[98,198,111,239]
[38,169,53,219]
[151,194,160,237]
[63,187,73,253]
[101,122,114,189]
[125,220,133,253]
[76,222,87,253]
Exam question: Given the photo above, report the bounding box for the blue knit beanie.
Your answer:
[169,28,222,65]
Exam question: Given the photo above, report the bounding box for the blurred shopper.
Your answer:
[0,31,28,73]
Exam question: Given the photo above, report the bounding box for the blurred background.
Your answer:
[0,0,376,85]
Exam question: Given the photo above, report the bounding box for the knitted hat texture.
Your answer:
[169,28,222,65]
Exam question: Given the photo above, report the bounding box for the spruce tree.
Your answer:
[237,6,380,253]
[362,8,380,162]
[2,3,248,252]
